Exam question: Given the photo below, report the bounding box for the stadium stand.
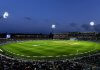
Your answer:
[11,33,52,40]
[53,32,100,40]
[0,32,100,40]
[0,50,99,70]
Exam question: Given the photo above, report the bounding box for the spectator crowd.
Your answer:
[0,51,99,70]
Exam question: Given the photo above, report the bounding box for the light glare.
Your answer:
[3,12,9,18]
[51,24,56,29]
[90,21,95,26]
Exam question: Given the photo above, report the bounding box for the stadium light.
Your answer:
[2,12,10,38]
[51,24,56,39]
[89,21,95,32]
[3,12,9,19]
[51,24,56,34]
[51,24,56,29]
[90,21,95,26]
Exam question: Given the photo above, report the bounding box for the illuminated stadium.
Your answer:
[0,0,100,70]
[0,32,100,70]
[0,34,100,60]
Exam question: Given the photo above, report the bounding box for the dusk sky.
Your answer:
[0,0,100,33]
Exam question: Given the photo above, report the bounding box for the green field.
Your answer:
[0,40,100,60]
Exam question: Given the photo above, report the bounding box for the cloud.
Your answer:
[69,23,78,27]
[24,17,32,21]
[81,24,91,31]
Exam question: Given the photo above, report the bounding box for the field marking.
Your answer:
[48,56,53,57]
[68,43,79,45]
[21,55,24,56]
[62,55,67,56]
[16,54,19,55]
[32,45,39,46]
[0,42,97,59]
[4,48,97,59]
[26,56,30,57]
[19,43,22,44]
[40,56,45,57]
[56,56,60,57]
[33,56,38,57]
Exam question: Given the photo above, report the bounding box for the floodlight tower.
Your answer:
[51,24,56,34]
[3,12,10,38]
[51,24,56,39]
[90,21,95,32]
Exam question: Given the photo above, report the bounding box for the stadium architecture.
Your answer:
[0,32,100,40]
[0,32,100,70]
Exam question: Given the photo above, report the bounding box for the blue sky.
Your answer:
[0,0,100,33]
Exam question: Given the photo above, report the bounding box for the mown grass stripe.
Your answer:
[0,40,99,60]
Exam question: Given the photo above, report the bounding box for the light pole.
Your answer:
[3,12,10,38]
[51,24,56,34]
[89,21,96,40]
[90,21,95,32]
[51,24,56,39]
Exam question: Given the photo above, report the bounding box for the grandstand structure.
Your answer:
[0,32,100,40]
[54,32,100,40]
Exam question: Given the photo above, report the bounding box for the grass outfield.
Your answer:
[0,40,100,60]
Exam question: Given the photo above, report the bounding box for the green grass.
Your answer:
[0,40,100,60]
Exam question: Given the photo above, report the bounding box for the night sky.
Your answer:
[0,0,100,33]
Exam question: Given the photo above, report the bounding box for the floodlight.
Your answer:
[51,24,56,29]
[3,12,9,19]
[90,21,95,26]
